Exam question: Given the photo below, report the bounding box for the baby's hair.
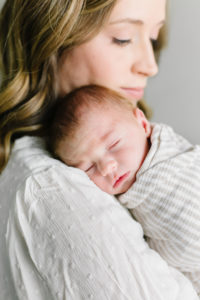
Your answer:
[48,85,134,157]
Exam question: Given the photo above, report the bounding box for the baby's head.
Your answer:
[49,85,151,195]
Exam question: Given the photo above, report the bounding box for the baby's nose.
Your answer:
[99,160,118,177]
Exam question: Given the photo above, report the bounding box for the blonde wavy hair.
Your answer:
[0,0,167,173]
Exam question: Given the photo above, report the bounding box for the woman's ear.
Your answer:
[133,107,151,137]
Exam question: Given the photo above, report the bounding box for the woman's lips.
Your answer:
[113,171,131,189]
[121,87,144,100]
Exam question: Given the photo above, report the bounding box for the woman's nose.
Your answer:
[98,159,118,177]
[132,39,158,78]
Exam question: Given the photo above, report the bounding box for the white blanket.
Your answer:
[119,123,200,294]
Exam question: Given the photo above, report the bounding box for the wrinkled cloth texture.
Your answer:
[119,123,200,295]
[0,135,199,299]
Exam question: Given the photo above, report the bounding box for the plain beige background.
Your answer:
[0,0,200,143]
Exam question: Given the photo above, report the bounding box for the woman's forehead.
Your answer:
[108,0,166,26]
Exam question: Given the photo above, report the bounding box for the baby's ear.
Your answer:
[133,107,151,137]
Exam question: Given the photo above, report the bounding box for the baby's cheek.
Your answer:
[119,148,133,164]
[91,174,102,188]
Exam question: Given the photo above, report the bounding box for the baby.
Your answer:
[48,85,200,295]
[49,85,151,195]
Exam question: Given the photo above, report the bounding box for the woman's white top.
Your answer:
[0,136,198,300]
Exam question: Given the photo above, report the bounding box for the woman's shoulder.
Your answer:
[11,135,57,171]
[1,135,96,200]
[0,135,91,218]
[3,135,71,181]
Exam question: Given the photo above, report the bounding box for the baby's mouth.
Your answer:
[113,171,130,188]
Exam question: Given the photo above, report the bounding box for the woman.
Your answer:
[0,0,198,299]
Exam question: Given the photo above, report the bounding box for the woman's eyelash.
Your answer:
[112,38,131,46]
[113,37,158,50]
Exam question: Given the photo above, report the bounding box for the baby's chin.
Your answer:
[99,186,126,196]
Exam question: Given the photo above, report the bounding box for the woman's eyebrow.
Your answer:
[109,18,165,26]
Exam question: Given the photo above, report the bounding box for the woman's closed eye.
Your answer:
[112,37,131,46]
[113,36,159,50]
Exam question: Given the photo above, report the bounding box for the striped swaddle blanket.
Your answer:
[118,123,200,294]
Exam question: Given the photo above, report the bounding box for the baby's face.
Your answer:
[59,105,151,195]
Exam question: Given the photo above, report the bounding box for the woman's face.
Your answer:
[58,0,166,104]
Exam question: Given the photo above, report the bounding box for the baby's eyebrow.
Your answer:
[69,160,83,168]
[70,157,90,169]
[61,155,80,168]
[101,130,114,142]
